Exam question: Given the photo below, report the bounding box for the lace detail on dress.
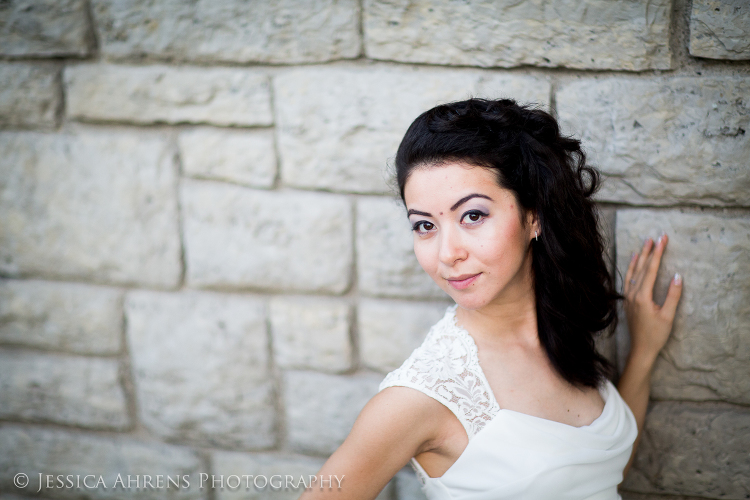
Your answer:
[379,305,500,441]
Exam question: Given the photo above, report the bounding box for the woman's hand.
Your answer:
[622,234,683,366]
[618,233,683,479]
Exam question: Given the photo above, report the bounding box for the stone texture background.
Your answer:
[0,0,748,499]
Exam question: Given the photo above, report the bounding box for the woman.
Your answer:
[300,98,683,500]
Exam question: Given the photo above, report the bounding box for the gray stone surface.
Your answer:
[179,128,276,189]
[0,279,122,355]
[358,298,448,373]
[364,0,671,70]
[284,370,381,455]
[0,350,128,429]
[0,63,59,128]
[126,290,274,450]
[270,297,351,373]
[615,210,750,405]
[0,0,90,57]
[690,0,750,60]
[182,180,352,294]
[0,425,205,499]
[275,66,550,194]
[0,129,181,288]
[65,64,272,127]
[357,196,446,299]
[395,467,427,500]
[622,402,750,499]
[595,206,618,369]
[92,0,360,64]
[598,206,617,271]
[558,77,750,207]
[620,493,706,500]
[212,451,325,500]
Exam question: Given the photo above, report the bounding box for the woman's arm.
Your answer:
[298,386,446,500]
[617,234,683,477]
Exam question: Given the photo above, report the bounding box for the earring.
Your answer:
[535,230,538,241]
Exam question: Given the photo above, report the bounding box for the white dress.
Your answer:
[378,305,638,500]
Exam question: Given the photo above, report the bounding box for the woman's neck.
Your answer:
[455,276,539,349]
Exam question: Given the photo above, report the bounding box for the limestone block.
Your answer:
[212,451,325,500]
[284,370,381,455]
[690,0,750,60]
[126,290,274,450]
[615,210,750,405]
[270,297,351,373]
[0,425,205,499]
[0,0,90,57]
[0,129,181,288]
[395,468,427,500]
[557,77,750,207]
[594,206,618,368]
[179,128,276,189]
[0,279,122,355]
[65,64,272,127]
[91,0,360,64]
[621,493,706,500]
[275,66,550,194]
[357,196,446,299]
[181,180,352,294]
[622,402,750,499]
[358,298,448,372]
[0,350,128,429]
[0,63,59,128]
[375,481,394,500]
[364,0,671,71]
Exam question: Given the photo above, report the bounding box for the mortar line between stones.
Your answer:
[349,195,363,373]
[266,303,288,452]
[173,134,188,290]
[117,293,139,434]
[34,54,750,78]
[82,0,100,58]
[357,0,365,59]
[548,75,558,119]
[267,73,283,190]
[53,61,65,129]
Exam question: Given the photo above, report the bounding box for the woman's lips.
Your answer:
[446,273,480,290]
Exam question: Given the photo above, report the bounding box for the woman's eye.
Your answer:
[413,221,435,233]
[461,210,487,224]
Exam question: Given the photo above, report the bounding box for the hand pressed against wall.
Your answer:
[618,233,683,477]
[623,235,683,364]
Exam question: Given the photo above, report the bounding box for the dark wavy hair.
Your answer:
[395,98,621,388]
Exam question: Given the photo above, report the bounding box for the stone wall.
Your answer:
[0,1,748,499]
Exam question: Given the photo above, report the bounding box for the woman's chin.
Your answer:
[446,292,490,312]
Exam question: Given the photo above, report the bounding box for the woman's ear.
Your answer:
[527,210,540,239]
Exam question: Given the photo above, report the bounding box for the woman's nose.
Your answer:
[438,227,468,266]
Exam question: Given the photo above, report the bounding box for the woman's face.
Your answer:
[403,162,538,312]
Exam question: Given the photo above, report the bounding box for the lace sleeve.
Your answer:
[378,306,499,440]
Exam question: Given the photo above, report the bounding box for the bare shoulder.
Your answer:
[299,386,449,500]
[349,385,450,456]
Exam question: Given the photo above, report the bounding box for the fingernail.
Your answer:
[674,272,682,285]
[631,251,637,261]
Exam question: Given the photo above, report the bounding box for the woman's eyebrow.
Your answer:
[407,209,432,217]
[451,194,492,211]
